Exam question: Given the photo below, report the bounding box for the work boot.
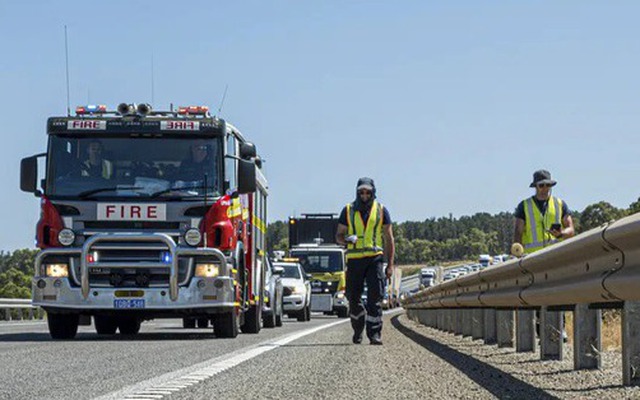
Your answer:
[352,332,363,344]
[369,334,383,345]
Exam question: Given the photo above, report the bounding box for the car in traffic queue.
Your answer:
[262,257,284,328]
[273,260,311,322]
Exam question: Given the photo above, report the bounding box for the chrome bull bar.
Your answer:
[77,233,227,302]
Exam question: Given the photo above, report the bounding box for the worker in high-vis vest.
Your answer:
[336,177,395,345]
[513,169,575,256]
[81,140,113,179]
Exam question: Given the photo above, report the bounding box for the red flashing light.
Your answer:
[178,105,209,115]
[36,197,64,249]
[76,105,107,115]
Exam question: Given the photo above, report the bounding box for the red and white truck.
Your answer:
[21,103,268,339]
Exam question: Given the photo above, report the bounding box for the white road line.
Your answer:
[95,309,403,400]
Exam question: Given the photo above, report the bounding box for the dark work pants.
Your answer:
[346,255,385,339]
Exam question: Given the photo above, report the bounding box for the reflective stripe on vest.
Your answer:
[81,160,113,179]
[346,200,384,260]
[522,196,563,254]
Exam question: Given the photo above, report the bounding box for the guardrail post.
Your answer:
[540,307,563,360]
[516,309,536,352]
[462,310,473,337]
[623,301,640,385]
[455,309,463,335]
[483,309,497,345]
[5,308,12,321]
[497,310,514,348]
[448,310,455,333]
[574,304,601,370]
[472,309,484,340]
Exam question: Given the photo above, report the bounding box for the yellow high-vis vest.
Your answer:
[522,196,564,254]
[346,200,384,260]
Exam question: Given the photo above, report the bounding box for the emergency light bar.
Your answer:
[75,105,107,115]
[178,106,209,116]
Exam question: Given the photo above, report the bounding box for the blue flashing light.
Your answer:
[162,252,172,263]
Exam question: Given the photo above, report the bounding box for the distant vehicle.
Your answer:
[263,258,284,328]
[420,268,437,287]
[386,267,402,308]
[479,254,492,268]
[492,255,504,264]
[274,261,312,322]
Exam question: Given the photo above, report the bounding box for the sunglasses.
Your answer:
[536,183,553,188]
[358,190,372,196]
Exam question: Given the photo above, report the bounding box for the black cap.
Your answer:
[356,177,375,191]
[529,169,557,188]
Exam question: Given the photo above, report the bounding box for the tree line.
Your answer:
[1,197,638,299]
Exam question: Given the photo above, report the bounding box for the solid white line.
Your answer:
[94,308,403,400]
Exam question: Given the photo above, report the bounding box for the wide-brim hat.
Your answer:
[529,169,557,188]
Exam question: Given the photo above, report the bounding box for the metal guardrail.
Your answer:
[402,212,640,386]
[0,298,41,321]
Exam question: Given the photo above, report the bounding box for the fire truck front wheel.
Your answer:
[94,315,118,335]
[47,313,79,340]
[213,311,239,338]
[118,317,141,335]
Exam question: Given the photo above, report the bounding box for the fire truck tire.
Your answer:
[94,315,118,334]
[182,318,196,329]
[47,313,79,339]
[214,311,238,338]
[337,308,349,319]
[118,317,141,335]
[241,305,261,334]
[197,318,209,328]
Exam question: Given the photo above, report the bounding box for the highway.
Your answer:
[1,310,638,399]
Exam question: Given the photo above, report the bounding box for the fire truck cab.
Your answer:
[20,103,268,339]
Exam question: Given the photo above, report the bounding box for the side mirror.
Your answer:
[238,159,256,194]
[20,156,39,194]
[305,273,313,281]
[272,266,284,275]
[239,142,257,160]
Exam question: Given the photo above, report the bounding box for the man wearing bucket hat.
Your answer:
[336,177,395,345]
[513,169,575,256]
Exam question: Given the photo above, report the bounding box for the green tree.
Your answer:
[579,201,626,231]
[628,197,640,215]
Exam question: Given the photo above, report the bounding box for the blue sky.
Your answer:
[1,1,639,250]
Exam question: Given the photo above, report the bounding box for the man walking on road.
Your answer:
[513,169,575,255]
[336,177,395,345]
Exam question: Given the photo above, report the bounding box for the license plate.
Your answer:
[114,299,145,309]
[311,295,333,312]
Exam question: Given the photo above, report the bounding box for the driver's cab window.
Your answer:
[225,134,237,191]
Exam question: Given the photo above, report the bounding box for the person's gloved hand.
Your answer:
[346,235,358,244]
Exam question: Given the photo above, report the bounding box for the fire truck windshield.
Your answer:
[46,136,223,199]
[289,250,344,273]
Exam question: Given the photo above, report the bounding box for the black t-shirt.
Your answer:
[515,196,571,220]
[338,202,392,226]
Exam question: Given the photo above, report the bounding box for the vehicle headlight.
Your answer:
[195,263,219,278]
[184,228,202,247]
[58,229,75,247]
[335,291,345,299]
[46,264,69,278]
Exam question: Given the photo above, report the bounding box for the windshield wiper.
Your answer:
[150,185,217,198]
[77,186,143,199]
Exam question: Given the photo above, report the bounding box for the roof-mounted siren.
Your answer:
[136,103,152,116]
[117,103,135,116]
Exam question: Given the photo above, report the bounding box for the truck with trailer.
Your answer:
[287,213,349,318]
[21,102,268,339]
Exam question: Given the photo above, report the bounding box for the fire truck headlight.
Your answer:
[184,229,202,247]
[46,264,69,278]
[195,264,219,278]
[58,229,75,247]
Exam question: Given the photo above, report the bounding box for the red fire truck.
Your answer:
[20,103,268,339]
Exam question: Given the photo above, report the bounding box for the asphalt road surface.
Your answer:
[1,310,638,399]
